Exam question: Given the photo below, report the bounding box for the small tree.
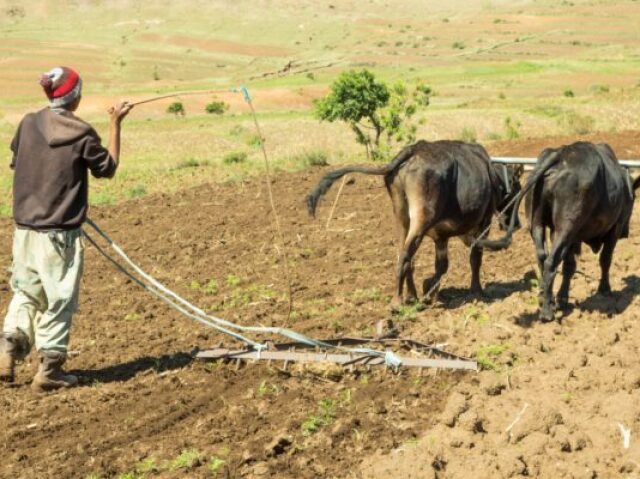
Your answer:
[205,100,229,115]
[167,101,185,117]
[314,69,431,160]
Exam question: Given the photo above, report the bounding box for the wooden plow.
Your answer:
[195,337,478,372]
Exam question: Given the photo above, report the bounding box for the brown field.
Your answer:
[1,132,640,478]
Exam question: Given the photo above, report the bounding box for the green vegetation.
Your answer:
[314,69,431,160]
[205,100,229,115]
[208,457,226,475]
[166,101,185,117]
[301,398,338,436]
[476,344,509,371]
[0,0,639,218]
[170,449,201,471]
[458,126,477,143]
[222,151,248,164]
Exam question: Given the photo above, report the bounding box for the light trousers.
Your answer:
[2,227,83,354]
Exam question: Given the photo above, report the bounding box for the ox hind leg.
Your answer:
[389,186,418,305]
[469,244,483,295]
[597,230,618,295]
[540,232,572,322]
[422,238,449,303]
[557,242,580,308]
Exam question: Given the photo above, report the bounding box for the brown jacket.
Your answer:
[10,108,117,230]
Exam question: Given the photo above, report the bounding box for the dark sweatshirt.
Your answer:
[10,108,117,230]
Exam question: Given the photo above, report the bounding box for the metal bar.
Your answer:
[195,348,478,371]
[491,157,640,169]
[271,336,472,361]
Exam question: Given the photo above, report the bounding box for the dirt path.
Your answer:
[1,132,640,478]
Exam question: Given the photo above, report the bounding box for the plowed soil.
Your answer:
[2,131,640,479]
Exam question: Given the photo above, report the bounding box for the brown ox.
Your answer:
[307,140,523,307]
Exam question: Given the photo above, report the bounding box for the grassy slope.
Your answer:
[0,0,639,211]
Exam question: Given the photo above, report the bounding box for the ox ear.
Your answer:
[633,175,640,191]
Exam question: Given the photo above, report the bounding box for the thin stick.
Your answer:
[505,403,529,438]
[244,97,294,322]
[325,175,348,230]
[130,89,231,107]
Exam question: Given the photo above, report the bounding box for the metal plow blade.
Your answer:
[194,337,477,372]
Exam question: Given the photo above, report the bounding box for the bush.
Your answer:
[175,157,209,169]
[452,41,466,50]
[167,101,185,116]
[223,151,247,164]
[563,89,575,98]
[205,100,228,115]
[299,150,329,167]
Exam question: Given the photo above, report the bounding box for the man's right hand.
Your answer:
[108,101,133,124]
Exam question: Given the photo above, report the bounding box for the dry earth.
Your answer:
[1,132,640,478]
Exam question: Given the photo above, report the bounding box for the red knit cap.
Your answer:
[40,67,82,107]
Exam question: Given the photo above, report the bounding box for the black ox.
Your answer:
[477,141,640,321]
[307,140,523,308]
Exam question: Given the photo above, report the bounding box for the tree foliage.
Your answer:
[314,69,431,160]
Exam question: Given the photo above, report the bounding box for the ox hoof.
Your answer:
[596,287,612,297]
[469,287,485,299]
[539,308,555,323]
[556,296,572,311]
[405,295,419,305]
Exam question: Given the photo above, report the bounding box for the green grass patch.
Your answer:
[476,343,509,371]
[222,151,248,165]
[170,449,201,471]
[208,457,226,475]
[302,398,338,436]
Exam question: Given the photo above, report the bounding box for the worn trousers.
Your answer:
[2,227,83,354]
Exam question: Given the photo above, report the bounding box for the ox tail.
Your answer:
[306,145,415,217]
[475,151,560,251]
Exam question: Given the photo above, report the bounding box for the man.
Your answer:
[0,66,131,392]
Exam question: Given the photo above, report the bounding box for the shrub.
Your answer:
[205,100,228,115]
[452,41,466,50]
[175,157,209,169]
[299,150,329,167]
[223,151,247,165]
[563,89,575,98]
[166,101,185,117]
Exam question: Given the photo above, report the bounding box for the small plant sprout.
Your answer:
[476,344,509,371]
[208,457,226,474]
[170,449,201,470]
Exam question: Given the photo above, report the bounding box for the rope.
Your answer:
[470,191,521,249]
[83,218,402,367]
[233,86,294,322]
